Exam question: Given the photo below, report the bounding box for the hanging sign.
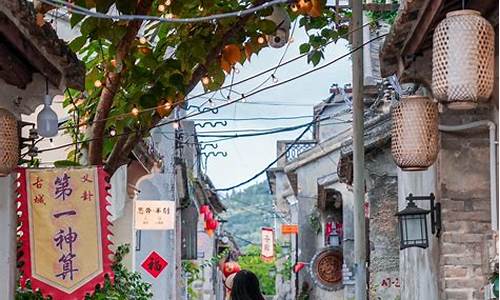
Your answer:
[281,224,299,235]
[135,200,175,230]
[261,227,275,263]
[141,251,168,278]
[17,167,113,299]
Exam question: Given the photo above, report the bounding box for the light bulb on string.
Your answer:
[37,78,58,138]
[288,37,294,44]
[165,0,172,5]
[198,5,204,11]
[202,76,211,85]
[233,67,240,74]
[240,94,246,103]
[109,127,117,137]
[94,80,102,88]
[163,102,172,110]
[158,4,166,12]
[131,105,140,116]
[49,138,55,147]
[290,4,299,12]
[257,36,266,44]
[209,99,215,107]
[172,121,179,129]
[271,74,279,83]
[139,36,147,44]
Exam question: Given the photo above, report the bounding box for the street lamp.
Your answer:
[395,193,441,250]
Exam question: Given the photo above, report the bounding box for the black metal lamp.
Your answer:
[396,193,441,250]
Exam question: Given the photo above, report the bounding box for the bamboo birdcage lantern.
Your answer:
[391,96,439,171]
[432,10,495,110]
[0,108,19,176]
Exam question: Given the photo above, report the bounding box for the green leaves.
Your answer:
[308,49,324,66]
[299,43,311,54]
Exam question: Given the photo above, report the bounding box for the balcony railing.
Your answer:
[285,141,317,162]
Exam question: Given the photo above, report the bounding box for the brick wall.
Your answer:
[438,107,493,300]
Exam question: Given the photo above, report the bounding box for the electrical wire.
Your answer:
[35,34,387,155]
[56,17,381,132]
[39,0,290,23]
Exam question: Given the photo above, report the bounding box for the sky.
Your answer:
[187,27,352,191]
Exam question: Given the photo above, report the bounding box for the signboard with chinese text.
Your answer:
[17,167,113,299]
[261,227,275,263]
[141,251,168,278]
[134,200,175,230]
[281,224,299,235]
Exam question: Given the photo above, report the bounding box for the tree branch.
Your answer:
[88,0,153,165]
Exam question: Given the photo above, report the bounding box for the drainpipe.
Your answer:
[438,120,498,230]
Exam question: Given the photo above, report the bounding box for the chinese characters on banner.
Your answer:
[17,167,113,299]
[141,251,169,278]
[261,227,275,263]
[134,200,175,230]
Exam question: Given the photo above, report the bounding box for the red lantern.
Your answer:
[222,261,241,278]
[293,262,306,273]
[205,211,214,221]
[206,218,218,230]
[200,205,210,219]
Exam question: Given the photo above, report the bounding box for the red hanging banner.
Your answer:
[261,227,275,263]
[17,167,113,299]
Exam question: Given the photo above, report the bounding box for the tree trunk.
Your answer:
[88,0,152,165]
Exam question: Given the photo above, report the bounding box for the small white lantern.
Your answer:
[37,94,58,137]
[432,10,495,109]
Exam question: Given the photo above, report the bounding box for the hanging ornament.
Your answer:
[222,261,241,278]
[200,204,210,219]
[0,108,18,176]
[391,96,439,171]
[432,10,494,109]
[37,79,58,137]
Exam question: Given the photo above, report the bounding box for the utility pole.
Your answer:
[351,0,366,299]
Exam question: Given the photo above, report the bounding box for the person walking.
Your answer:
[229,270,265,300]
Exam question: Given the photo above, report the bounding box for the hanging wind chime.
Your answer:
[432,9,495,109]
[391,96,439,171]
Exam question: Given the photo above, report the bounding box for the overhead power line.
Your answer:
[34,34,387,155]
[40,0,289,23]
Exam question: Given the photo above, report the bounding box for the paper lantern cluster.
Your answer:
[200,204,218,236]
[392,10,494,170]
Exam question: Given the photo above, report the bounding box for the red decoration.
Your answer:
[294,262,306,273]
[222,261,241,278]
[206,218,218,230]
[141,251,168,278]
[200,205,210,218]
[16,167,113,300]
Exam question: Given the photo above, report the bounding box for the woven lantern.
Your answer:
[391,96,439,171]
[0,108,19,176]
[432,10,495,109]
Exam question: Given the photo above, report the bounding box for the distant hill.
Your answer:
[220,181,274,249]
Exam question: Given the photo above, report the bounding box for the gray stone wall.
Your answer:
[365,147,400,300]
[438,106,494,300]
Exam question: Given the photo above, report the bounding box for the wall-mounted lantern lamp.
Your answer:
[395,193,441,250]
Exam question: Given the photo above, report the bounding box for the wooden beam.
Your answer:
[402,0,445,57]
[0,12,61,88]
[0,42,33,89]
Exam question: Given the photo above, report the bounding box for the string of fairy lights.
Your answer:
[27,2,390,194]
[54,16,380,135]
[31,33,386,160]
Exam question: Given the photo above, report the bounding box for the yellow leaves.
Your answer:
[292,0,323,17]
[36,13,45,27]
[222,44,242,65]
[245,43,253,62]
[220,58,232,74]
[220,44,242,74]
[156,99,173,117]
